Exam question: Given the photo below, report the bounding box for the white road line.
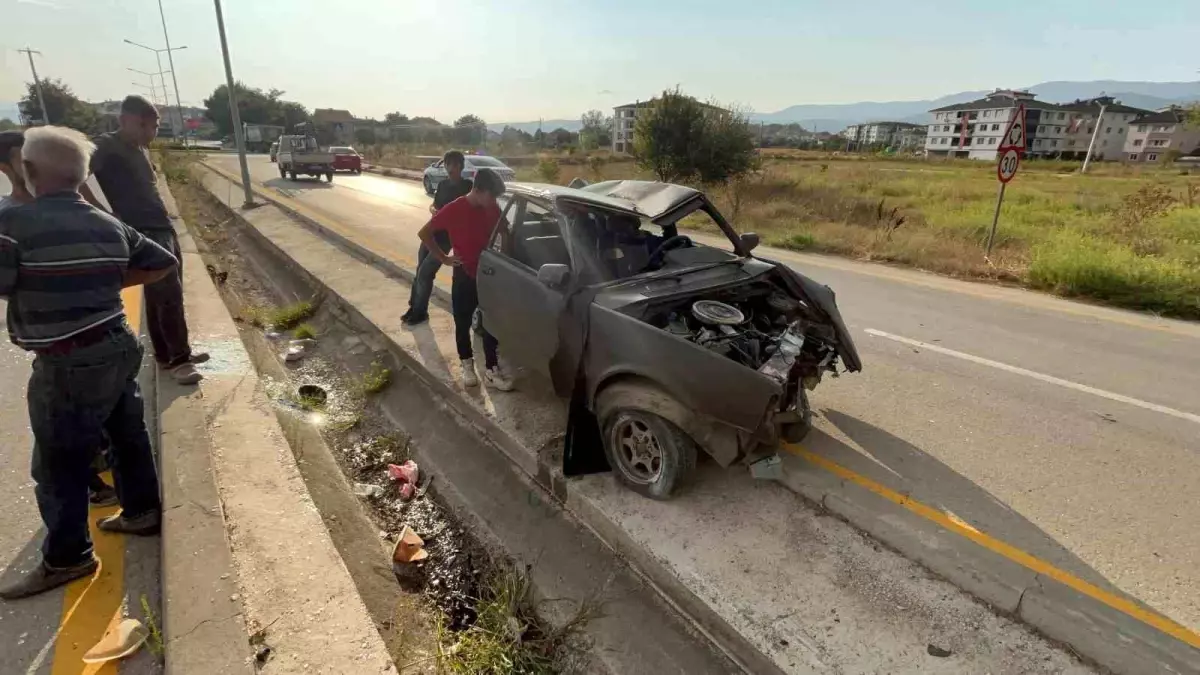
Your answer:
[864,328,1200,426]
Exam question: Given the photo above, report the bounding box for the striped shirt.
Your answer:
[0,191,177,349]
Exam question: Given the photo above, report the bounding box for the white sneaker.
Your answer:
[460,358,479,387]
[484,366,513,392]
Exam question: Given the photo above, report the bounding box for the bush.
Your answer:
[1028,231,1200,318]
[536,157,561,184]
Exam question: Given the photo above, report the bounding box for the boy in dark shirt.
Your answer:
[416,168,512,391]
[402,150,473,325]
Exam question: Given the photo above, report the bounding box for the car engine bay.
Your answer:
[645,280,842,401]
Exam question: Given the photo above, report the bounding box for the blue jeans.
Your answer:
[406,230,451,318]
[28,321,160,567]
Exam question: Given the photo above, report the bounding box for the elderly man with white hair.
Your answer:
[0,125,177,599]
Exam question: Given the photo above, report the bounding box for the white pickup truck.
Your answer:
[276,134,335,182]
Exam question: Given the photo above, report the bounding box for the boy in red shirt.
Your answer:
[416,168,513,391]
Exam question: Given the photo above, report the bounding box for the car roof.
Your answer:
[507,180,703,221]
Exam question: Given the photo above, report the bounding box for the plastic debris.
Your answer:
[284,339,317,362]
[264,330,283,340]
[392,525,428,563]
[398,482,415,501]
[284,345,306,362]
[749,454,783,480]
[353,483,383,499]
[82,618,149,664]
[387,460,419,486]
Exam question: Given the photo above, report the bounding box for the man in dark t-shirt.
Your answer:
[82,95,206,385]
[401,150,473,325]
[416,168,511,391]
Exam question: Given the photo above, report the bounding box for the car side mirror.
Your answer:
[537,264,570,289]
[740,232,760,253]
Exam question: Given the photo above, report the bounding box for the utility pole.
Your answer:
[1081,98,1110,174]
[213,0,254,208]
[18,48,49,125]
[158,0,186,136]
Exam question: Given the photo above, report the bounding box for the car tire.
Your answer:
[353,169,361,175]
[279,164,286,179]
[602,409,697,500]
[326,172,334,183]
[780,390,813,444]
[423,176,434,195]
[288,168,297,181]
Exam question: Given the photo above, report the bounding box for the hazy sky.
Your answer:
[3,0,1199,123]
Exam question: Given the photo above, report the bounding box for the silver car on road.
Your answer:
[422,155,516,194]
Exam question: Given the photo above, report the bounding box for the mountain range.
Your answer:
[489,80,1200,134]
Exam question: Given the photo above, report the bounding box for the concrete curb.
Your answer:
[156,181,255,675]
[193,161,1200,675]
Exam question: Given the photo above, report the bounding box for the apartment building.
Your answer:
[1056,98,1149,160]
[1123,107,1200,163]
[842,121,926,149]
[927,89,1072,160]
[611,101,652,153]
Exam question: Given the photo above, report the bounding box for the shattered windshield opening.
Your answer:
[558,202,673,284]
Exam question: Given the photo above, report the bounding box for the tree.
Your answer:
[453,114,486,145]
[579,109,612,150]
[202,82,309,136]
[18,79,103,133]
[384,111,409,125]
[1185,103,1200,129]
[355,127,377,146]
[632,88,756,184]
[0,118,17,131]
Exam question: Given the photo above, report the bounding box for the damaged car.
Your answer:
[477,180,861,500]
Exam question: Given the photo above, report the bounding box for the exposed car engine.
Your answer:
[652,281,841,396]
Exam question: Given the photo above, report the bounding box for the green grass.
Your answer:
[357,360,392,395]
[436,568,601,674]
[292,323,317,340]
[140,594,164,657]
[264,300,316,329]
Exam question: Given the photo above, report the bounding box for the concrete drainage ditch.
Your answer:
[173,173,733,674]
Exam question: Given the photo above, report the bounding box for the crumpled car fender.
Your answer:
[594,376,742,467]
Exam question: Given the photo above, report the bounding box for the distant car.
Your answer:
[330,146,362,174]
[269,141,279,163]
[423,155,516,194]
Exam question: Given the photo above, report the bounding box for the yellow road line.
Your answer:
[49,287,143,674]
[784,442,1200,650]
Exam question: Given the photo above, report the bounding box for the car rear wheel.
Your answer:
[288,168,297,181]
[279,164,286,179]
[325,172,334,183]
[602,409,697,500]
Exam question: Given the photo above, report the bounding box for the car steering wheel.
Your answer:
[642,235,693,272]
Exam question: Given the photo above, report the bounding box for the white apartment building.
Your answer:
[926,90,1156,162]
[841,121,926,149]
[1057,98,1148,161]
[926,90,1071,160]
[612,101,651,153]
[1123,108,1200,163]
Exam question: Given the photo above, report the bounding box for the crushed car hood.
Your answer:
[765,258,862,373]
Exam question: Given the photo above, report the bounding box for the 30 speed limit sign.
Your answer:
[997,148,1021,183]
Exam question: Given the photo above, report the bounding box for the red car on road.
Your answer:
[330,146,362,174]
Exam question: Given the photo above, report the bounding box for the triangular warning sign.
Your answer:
[999,103,1026,152]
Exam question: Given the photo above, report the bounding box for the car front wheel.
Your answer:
[423,176,434,195]
[602,409,697,500]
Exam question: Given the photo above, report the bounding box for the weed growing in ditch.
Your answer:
[293,323,317,340]
[436,568,603,674]
[268,301,316,330]
[358,360,392,395]
[140,594,164,657]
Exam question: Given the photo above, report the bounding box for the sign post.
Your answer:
[986,104,1025,257]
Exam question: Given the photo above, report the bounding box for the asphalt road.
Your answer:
[209,153,1199,632]
[0,175,162,674]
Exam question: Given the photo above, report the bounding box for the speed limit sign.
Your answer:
[997,148,1021,183]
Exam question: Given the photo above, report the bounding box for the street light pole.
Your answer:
[123,39,188,137]
[17,47,49,125]
[213,0,254,208]
[1081,100,1108,174]
[128,68,170,106]
[157,0,187,136]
